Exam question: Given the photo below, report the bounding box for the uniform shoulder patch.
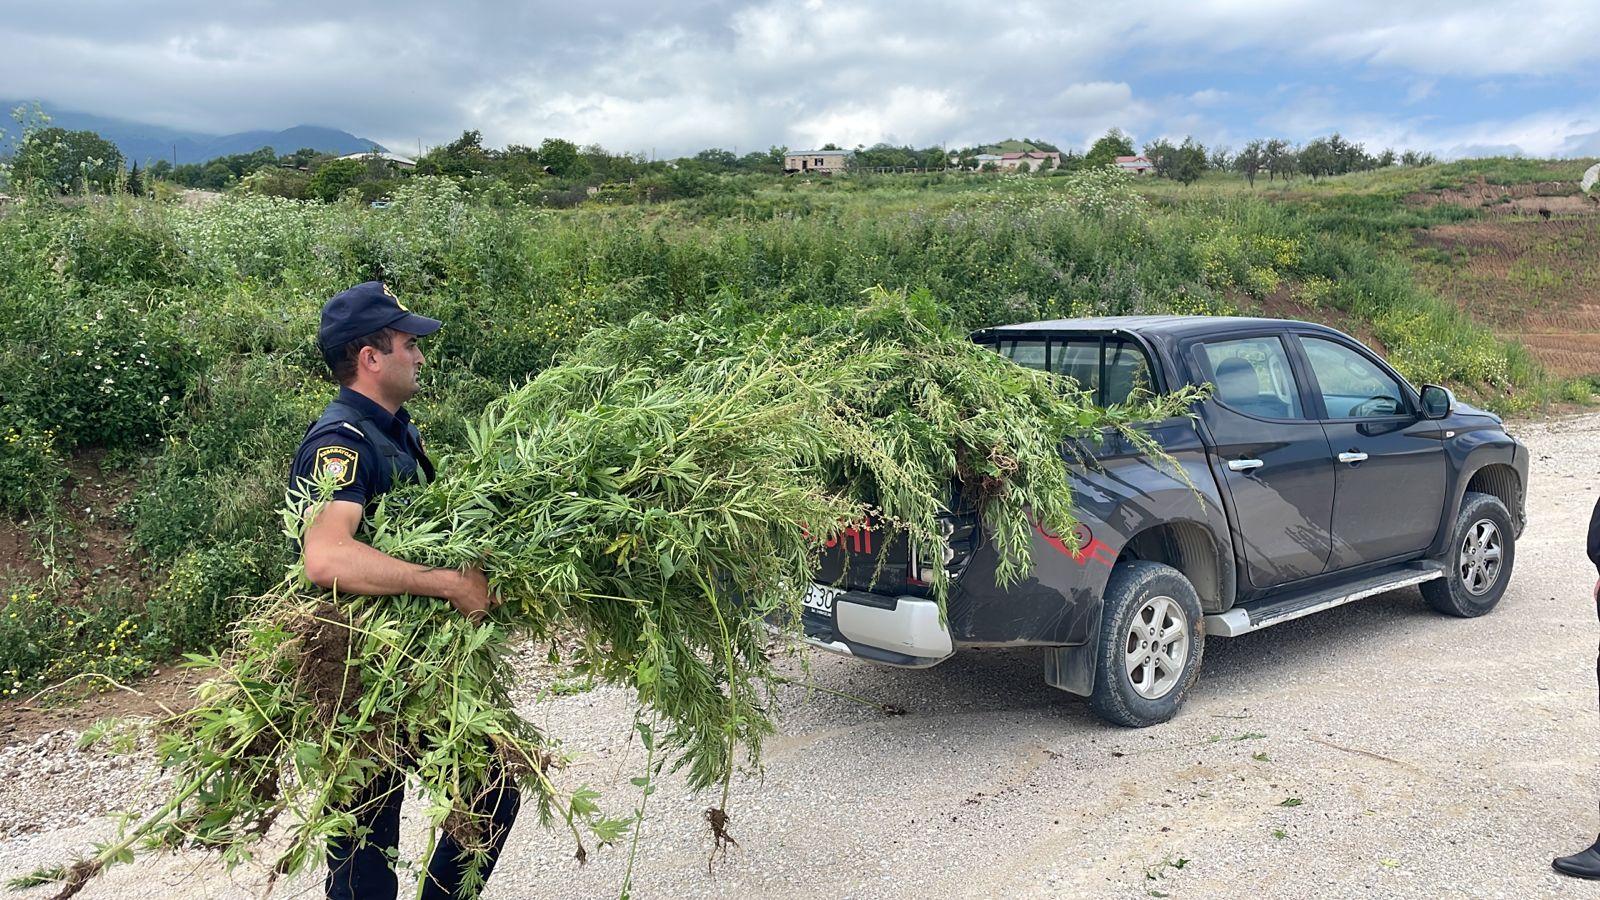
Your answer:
[314,445,360,488]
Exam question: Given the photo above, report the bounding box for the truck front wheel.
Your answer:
[1088,561,1205,727]
[1421,490,1516,618]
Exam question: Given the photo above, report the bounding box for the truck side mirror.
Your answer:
[1419,384,1454,419]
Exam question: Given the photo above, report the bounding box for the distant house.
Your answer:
[997,151,1062,171]
[1114,155,1155,175]
[337,151,417,170]
[973,153,1004,170]
[784,150,852,174]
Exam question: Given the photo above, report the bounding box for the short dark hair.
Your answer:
[329,327,398,385]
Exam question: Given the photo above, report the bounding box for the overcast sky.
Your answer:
[5,0,1600,159]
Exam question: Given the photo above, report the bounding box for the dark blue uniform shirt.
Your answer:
[288,387,431,514]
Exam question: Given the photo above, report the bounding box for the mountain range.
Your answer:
[0,101,386,166]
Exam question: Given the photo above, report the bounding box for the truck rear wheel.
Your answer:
[1421,491,1515,618]
[1088,561,1205,727]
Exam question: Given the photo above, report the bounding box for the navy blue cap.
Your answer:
[318,282,441,363]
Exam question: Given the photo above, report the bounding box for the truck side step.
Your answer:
[1204,561,1446,638]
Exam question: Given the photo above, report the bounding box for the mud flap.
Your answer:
[1044,643,1095,697]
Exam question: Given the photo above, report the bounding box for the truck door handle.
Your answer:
[1338,451,1369,464]
[1227,459,1264,472]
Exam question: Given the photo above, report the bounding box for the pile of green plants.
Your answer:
[21,293,1199,897]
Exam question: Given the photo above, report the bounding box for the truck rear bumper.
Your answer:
[801,588,955,668]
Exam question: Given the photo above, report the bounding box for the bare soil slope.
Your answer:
[1409,186,1600,377]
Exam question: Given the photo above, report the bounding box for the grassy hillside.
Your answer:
[0,160,1592,693]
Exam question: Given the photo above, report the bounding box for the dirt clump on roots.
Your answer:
[704,806,738,863]
[49,859,102,900]
[287,602,357,724]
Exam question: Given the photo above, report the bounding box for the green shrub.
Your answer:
[0,413,63,516]
[0,582,152,695]
[142,542,279,656]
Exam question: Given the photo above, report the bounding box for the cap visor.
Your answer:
[389,312,443,336]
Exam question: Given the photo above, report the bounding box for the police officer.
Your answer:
[288,281,520,900]
[1552,497,1600,879]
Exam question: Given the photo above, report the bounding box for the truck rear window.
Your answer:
[983,335,1154,406]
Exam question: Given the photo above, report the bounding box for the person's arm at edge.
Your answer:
[302,499,493,622]
[1588,494,1600,606]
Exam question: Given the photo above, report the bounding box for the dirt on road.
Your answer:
[5,413,1600,899]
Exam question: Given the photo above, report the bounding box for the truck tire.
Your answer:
[1421,490,1515,618]
[1088,561,1205,728]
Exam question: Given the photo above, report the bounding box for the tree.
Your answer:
[1375,147,1397,168]
[1209,145,1232,172]
[416,130,489,178]
[580,144,644,182]
[1085,128,1135,168]
[1234,140,1265,187]
[1298,137,1336,180]
[1143,138,1177,178]
[1015,161,1031,173]
[1316,132,1373,175]
[307,158,366,201]
[738,150,776,173]
[690,148,739,172]
[1169,137,1208,186]
[125,161,143,196]
[11,127,124,194]
[237,166,311,200]
[197,160,235,191]
[820,142,842,151]
[537,137,590,179]
[1264,139,1296,181]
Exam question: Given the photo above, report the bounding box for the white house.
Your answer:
[997,151,1062,171]
[784,150,852,174]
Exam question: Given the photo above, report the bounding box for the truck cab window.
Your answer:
[1300,336,1408,418]
[1054,339,1100,397]
[1200,336,1305,419]
[1000,340,1048,372]
[1103,339,1153,406]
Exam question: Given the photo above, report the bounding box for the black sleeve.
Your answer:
[288,432,380,510]
[1588,494,1600,577]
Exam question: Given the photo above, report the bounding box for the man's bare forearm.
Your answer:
[300,500,491,620]
[305,534,466,599]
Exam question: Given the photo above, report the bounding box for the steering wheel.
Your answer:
[1348,395,1397,417]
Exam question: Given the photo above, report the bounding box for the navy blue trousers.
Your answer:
[325,768,521,900]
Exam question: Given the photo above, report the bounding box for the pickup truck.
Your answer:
[805,316,1528,727]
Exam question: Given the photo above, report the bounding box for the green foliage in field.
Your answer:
[9,126,124,195]
[0,161,1573,695]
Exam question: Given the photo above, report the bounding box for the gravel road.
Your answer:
[6,413,1600,899]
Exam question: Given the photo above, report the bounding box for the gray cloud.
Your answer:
[1,1,1597,157]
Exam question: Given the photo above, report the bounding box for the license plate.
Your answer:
[802,583,840,615]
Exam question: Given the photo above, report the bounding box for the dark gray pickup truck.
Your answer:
[805,316,1528,726]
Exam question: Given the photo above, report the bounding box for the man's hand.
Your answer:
[446,566,495,624]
